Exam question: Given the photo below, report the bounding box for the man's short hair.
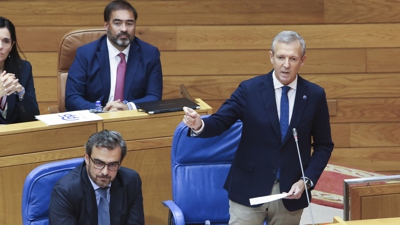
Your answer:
[104,0,138,22]
[271,31,306,57]
[85,130,127,161]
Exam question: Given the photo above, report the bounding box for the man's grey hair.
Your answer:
[271,31,306,57]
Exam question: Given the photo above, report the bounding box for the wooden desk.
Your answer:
[329,216,400,225]
[0,98,211,225]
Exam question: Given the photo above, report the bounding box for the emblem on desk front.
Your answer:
[59,114,79,121]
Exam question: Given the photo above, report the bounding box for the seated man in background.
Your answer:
[66,0,163,112]
[49,130,144,225]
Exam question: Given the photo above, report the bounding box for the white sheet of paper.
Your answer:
[249,193,289,205]
[35,110,103,126]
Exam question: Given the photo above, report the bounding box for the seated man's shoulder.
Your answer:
[117,167,141,186]
[134,37,158,51]
[54,166,82,190]
[76,35,106,54]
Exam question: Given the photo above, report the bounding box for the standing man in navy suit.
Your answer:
[183,31,334,225]
[66,0,163,112]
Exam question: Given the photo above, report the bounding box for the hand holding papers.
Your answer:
[249,193,291,205]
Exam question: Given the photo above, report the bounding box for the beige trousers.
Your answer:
[228,182,303,225]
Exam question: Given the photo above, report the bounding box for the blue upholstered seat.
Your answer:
[163,117,242,225]
[21,158,84,225]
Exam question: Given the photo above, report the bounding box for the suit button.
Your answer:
[273,169,277,174]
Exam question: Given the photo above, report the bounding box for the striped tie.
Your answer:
[97,187,110,225]
[0,96,7,111]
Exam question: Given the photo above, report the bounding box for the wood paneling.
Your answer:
[350,123,400,147]
[367,48,400,73]
[27,52,58,77]
[3,0,324,26]
[325,0,400,24]
[332,98,400,123]
[161,49,366,75]
[330,147,400,172]
[350,183,400,220]
[34,77,57,101]
[18,26,176,52]
[18,24,400,53]
[304,73,400,98]
[0,123,96,157]
[177,24,400,50]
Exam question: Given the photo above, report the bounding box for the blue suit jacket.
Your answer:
[198,70,334,211]
[0,60,40,124]
[65,35,163,111]
[49,162,144,225]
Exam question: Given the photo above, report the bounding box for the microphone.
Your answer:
[292,128,315,225]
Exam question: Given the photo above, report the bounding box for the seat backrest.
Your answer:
[57,29,106,112]
[170,117,242,224]
[21,158,84,225]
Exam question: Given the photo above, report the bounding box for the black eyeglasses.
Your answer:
[89,156,120,171]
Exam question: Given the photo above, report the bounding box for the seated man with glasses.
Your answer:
[49,130,144,225]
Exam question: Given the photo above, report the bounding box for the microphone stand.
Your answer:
[293,128,315,225]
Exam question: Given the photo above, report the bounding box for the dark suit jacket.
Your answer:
[197,70,334,211]
[49,162,144,225]
[0,60,39,124]
[65,35,163,111]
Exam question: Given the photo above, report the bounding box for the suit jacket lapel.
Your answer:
[285,75,308,144]
[124,39,140,99]
[97,36,111,104]
[109,175,123,225]
[260,72,281,141]
[81,166,98,225]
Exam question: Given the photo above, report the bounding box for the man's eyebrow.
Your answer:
[112,18,135,22]
[94,159,120,164]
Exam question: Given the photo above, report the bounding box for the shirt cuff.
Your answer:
[190,119,204,136]
[17,87,25,101]
[123,101,137,110]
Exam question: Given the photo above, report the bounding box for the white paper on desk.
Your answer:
[35,110,103,126]
[249,193,289,205]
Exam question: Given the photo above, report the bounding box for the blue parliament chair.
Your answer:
[21,158,84,225]
[163,117,247,225]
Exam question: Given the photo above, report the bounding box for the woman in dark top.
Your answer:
[0,17,39,124]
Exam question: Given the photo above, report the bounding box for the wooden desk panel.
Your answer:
[331,216,400,225]
[0,98,211,225]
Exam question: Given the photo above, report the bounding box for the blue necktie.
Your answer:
[97,187,110,225]
[280,86,290,140]
[277,86,290,180]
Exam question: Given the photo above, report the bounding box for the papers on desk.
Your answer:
[249,193,289,205]
[35,110,103,126]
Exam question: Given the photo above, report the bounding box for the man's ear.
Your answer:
[269,51,274,64]
[84,154,90,165]
[301,55,307,66]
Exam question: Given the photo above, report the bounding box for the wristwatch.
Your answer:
[301,177,314,190]
[17,87,25,101]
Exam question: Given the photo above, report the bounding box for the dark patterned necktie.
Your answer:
[280,86,290,140]
[114,53,126,101]
[97,187,110,225]
[277,86,290,180]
